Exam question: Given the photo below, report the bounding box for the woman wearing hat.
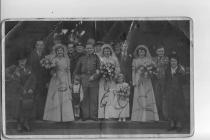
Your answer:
[164,51,186,132]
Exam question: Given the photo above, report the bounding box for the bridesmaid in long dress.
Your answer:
[43,44,74,122]
[131,45,159,122]
[98,44,121,119]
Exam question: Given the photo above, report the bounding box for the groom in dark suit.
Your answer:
[27,40,49,120]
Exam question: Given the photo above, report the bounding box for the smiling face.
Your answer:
[56,48,64,57]
[85,44,94,55]
[170,58,178,68]
[156,47,165,57]
[137,48,146,58]
[103,47,112,57]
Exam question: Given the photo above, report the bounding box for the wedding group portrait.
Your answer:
[2,19,193,137]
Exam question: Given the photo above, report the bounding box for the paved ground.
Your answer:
[5,120,190,136]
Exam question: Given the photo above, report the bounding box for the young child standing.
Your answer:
[114,74,130,122]
[72,76,84,120]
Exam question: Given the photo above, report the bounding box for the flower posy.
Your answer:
[40,55,55,69]
[138,60,157,79]
[117,83,130,100]
[100,62,116,81]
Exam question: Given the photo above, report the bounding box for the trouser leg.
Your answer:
[89,86,99,119]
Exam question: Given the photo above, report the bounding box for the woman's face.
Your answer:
[170,58,178,68]
[138,49,146,58]
[56,48,64,57]
[103,48,112,57]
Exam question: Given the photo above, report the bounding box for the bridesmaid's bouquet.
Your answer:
[116,83,130,101]
[137,60,157,79]
[100,62,116,81]
[40,55,56,69]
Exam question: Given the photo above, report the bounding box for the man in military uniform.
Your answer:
[74,43,100,121]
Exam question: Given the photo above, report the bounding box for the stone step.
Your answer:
[6,120,169,130]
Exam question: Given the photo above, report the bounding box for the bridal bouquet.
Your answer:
[100,62,116,81]
[137,60,157,79]
[40,55,56,69]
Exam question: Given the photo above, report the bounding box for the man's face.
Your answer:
[156,48,165,57]
[35,41,45,52]
[95,45,102,53]
[114,44,121,55]
[86,44,94,55]
[67,44,75,54]
[76,45,84,53]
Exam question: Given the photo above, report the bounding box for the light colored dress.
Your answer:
[43,57,74,122]
[115,83,130,118]
[98,56,120,118]
[131,57,159,122]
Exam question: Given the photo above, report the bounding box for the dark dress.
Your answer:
[165,65,186,122]
[5,65,36,120]
[74,53,100,119]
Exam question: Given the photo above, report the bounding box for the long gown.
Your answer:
[131,58,159,122]
[98,56,120,119]
[43,57,74,122]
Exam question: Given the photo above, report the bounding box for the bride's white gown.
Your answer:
[43,57,74,122]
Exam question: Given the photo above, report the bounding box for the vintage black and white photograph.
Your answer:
[2,18,193,138]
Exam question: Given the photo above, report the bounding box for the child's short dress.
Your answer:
[115,83,130,118]
[101,89,119,119]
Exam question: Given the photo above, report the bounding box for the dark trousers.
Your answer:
[33,86,47,120]
[81,86,99,119]
[153,79,165,120]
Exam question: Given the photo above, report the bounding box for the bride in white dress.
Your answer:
[98,44,121,119]
[43,44,74,122]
